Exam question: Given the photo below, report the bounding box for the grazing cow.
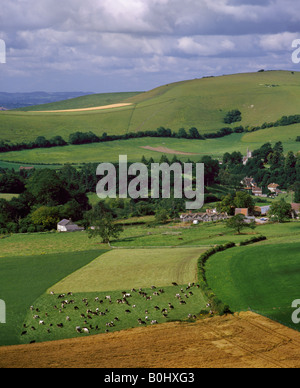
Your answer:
[125,310,131,314]
[76,326,81,333]
[66,316,71,321]
[180,300,186,305]
[154,306,160,311]
[31,326,36,331]
[39,320,45,325]
[21,331,27,336]
[82,327,89,333]
[172,282,178,286]
[57,323,64,328]
[151,320,158,325]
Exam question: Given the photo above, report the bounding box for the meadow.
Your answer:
[206,242,300,331]
[0,250,107,346]
[0,126,298,166]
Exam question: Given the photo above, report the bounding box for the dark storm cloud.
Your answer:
[0,0,299,92]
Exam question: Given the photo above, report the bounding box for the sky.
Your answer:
[0,0,300,93]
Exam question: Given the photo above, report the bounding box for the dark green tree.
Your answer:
[87,201,123,244]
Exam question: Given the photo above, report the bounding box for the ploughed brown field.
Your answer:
[1,312,300,368]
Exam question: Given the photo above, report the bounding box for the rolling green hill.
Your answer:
[1,70,300,145]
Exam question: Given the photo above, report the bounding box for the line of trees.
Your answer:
[1,112,300,154]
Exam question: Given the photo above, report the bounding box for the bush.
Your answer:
[240,235,267,246]
[224,110,242,124]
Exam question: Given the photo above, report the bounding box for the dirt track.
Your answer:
[30,103,133,113]
[1,312,300,368]
[141,146,199,156]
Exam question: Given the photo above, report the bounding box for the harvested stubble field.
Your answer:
[1,312,300,368]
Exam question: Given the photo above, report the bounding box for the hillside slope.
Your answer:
[0,71,300,143]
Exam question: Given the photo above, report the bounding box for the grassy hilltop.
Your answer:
[0,70,299,165]
[1,70,300,143]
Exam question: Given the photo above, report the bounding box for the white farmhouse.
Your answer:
[57,219,84,232]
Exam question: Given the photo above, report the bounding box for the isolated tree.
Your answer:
[226,214,256,235]
[87,201,123,244]
[268,200,292,223]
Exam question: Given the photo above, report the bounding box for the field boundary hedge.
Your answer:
[198,235,267,315]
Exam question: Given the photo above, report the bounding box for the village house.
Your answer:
[241,176,256,189]
[57,219,84,232]
[180,209,229,223]
[268,183,281,196]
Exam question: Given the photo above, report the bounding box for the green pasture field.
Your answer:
[0,231,108,258]
[1,221,299,259]
[0,126,298,165]
[1,71,300,144]
[20,247,208,344]
[205,242,300,332]
[0,250,107,346]
[49,247,206,293]
[21,283,208,345]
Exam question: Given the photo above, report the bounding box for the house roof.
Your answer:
[58,219,72,226]
[235,208,249,216]
[292,203,300,212]
[268,183,279,188]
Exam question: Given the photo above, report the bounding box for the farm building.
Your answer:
[254,205,271,216]
[180,209,228,223]
[235,208,249,217]
[268,183,281,195]
[241,176,256,189]
[57,219,84,232]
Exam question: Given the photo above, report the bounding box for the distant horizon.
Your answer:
[1,69,298,95]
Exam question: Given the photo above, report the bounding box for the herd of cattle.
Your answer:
[21,282,209,343]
